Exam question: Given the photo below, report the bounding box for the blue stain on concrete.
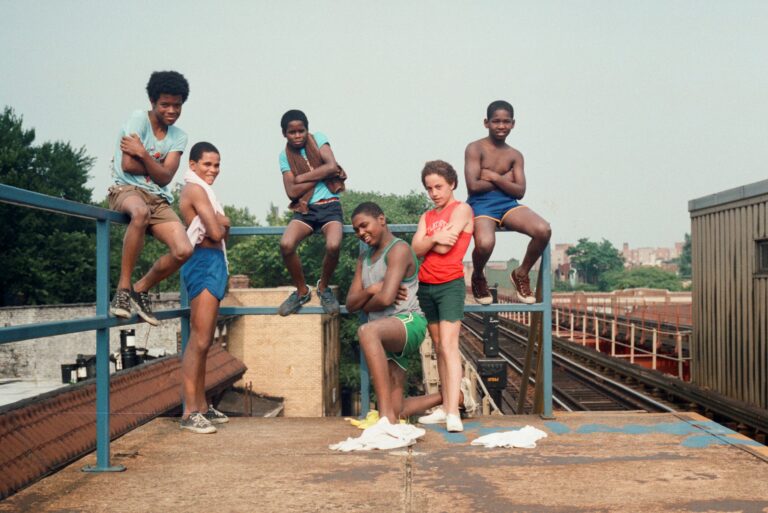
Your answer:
[544,422,571,435]
[421,419,765,449]
[573,421,738,437]
[682,435,763,448]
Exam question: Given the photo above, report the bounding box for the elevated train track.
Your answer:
[461,313,675,415]
[460,310,768,444]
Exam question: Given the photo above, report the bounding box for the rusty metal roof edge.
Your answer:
[688,178,768,212]
[0,354,180,416]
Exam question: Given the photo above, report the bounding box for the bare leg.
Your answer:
[318,221,342,291]
[401,392,444,418]
[437,320,463,416]
[134,221,193,293]
[279,220,314,294]
[501,207,551,275]
[116,195,151,290]
[427,323,446,412]
[471,218,498,278]
[357,317,407,423]
[181,290,219,418]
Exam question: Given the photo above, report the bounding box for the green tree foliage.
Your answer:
[566,238,624,288]
[600,266,683,291]
[678,233,691,279]
[0,107,97,305]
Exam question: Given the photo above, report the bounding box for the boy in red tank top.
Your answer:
[412,160,475,432]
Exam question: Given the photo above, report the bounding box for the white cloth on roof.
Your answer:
[183,169,228,267]
[330,418,426,452]
[470,425,548,449]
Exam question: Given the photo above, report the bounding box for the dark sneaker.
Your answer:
[130,289,159,326]
[316,280,340,317]
[471,273,493,305]
[110,288,132,318]
[278,288,311,316]
[204,405,229,425]
[511,269,536,304]
[180,412,217,434]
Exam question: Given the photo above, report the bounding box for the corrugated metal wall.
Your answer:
[690,188,767,410]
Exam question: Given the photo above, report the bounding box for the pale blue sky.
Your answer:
[2,1,766,259]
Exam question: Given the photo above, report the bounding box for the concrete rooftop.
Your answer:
[2,412,766,513]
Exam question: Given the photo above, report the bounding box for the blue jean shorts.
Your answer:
[467,190,525,226]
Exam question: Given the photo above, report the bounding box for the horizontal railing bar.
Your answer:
[230,224,418,236]
[0,308,188,344]
[218,302,546,317]
[0,184,128,223]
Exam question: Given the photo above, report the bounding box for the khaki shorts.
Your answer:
[107,185,180,227]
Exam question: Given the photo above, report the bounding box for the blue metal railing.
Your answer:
[0,182,553,473]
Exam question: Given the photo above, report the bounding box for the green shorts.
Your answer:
[417,278,466,323]
[386,312,428,371]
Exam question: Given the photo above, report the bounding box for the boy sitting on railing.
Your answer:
[276,109,346,317]
[465,100,551,306]
[107,71,193,325]
[178,142,230,434]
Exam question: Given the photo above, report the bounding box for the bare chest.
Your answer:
[479,150,516,174]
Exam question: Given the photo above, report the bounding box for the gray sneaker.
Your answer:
[180,412,217,434]
[204,405,229,424]
[278,288,311,316]
[316,280,340,316]
[130,289,159,326]
[110,288,131,318]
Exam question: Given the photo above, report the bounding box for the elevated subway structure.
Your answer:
[1,183,767,512]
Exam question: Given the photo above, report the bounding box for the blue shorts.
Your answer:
[467,190,525,225]
[181,247,228,301]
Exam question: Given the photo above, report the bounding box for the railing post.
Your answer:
[180,275,190,353]
[676,332,683,379]
[582,313,587,345]
[569,313,574,341]
[541,245,553,419]
[82,220,125,473]
[555,308,560,337]
[630,323,636,364]
[594,315,600,352]
[611,320,617,357]
[652,328,658,370]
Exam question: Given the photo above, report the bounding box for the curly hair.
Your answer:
[486,100,514,120]
[421,160,458,190]
[146,71,190,103]
[280,109,309,134]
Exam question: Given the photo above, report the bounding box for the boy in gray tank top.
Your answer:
[347,202,449,426]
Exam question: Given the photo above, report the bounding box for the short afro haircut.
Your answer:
[421,160,458,190]
[486,100,514,120]
[189,141,219,162]
[352,201,385,219]
[146,71,189,103]
[280,109,309,134]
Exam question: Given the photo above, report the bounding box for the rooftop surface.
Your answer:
[2,412,766,513]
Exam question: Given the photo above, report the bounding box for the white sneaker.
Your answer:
[446,413,463,433]
[460,378,479,417]
[418,407,447,424]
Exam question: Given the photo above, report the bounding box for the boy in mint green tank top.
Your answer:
[347,202,443,426]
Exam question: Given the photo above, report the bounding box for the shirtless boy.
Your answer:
[465,100,551,304]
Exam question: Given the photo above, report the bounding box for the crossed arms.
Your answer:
[282,144,341,200]
[121,134,182,188]
[464,142,526,199]
[346,243,410,314]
